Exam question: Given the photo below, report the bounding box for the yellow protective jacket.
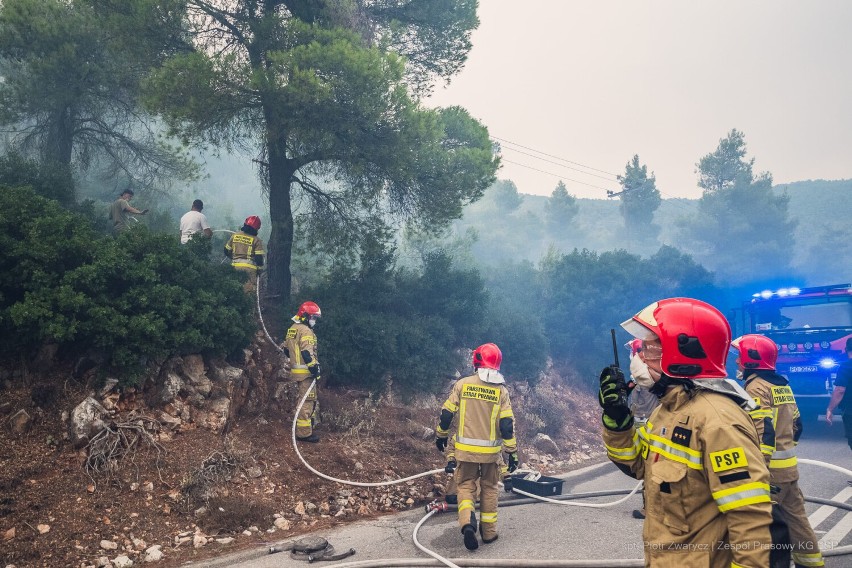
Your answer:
[283,322,318,381]
[744,372,802,483]
[224,230,265,271]
[603,385,773,568]
[437,374,516,464]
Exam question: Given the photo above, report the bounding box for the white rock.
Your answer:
[112,555,133,568]
[100,540,118,550]
[215,537,235,544]
[143,545,163,562]
[192,535,207,548]
[36,524,50,534]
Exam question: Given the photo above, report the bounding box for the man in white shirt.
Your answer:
[179,199,212,244]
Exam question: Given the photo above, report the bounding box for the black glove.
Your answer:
[309,363,321,378]
[435,437,448,453]
[503,476,513,493]
[505,452,518,473]
[444,459,457,474]
[599,366,634,431]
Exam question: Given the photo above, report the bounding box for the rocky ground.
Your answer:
[0,344,604,568]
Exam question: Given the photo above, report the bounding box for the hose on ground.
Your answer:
[291,379,444,487]
[511,480,643,508]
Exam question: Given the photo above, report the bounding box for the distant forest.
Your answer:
[447,178,852,289]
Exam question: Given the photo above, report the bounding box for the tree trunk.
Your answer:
[265,131,294,303]
[44,106,74,168]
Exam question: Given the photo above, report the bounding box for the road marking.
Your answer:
[809,486,852,529]
[819,511,852,550]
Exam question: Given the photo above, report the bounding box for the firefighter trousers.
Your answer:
[456,461,499,540]
[294,378,318,438]
[776,479,824,567]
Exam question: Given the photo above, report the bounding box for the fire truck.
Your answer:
[731,283,852,418]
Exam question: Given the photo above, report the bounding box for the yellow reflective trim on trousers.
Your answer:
[480,512,497,523]
[732,563,747,568]
[443,401,458,413]
[232,262,258,270]
[436,426,449,436]
[296,419,312,427]
[791,551,824,566]
[769,456,798,468]
[458,500,475,513]
[502,437,516,447]
[455,441,501,454]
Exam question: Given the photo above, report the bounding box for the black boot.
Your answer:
[462,510,478,550]
[296,433,320,443]
[462,525,478,550]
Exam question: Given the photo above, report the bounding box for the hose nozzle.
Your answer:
[424,500,449,513]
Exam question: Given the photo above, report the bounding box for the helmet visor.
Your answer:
[621,317,656,340]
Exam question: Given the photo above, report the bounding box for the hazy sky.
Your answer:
[427,1,852,199]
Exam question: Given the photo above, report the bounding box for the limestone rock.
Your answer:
[71,398,108,448]
[532,433,560,455]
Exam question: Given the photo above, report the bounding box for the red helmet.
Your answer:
[473,343,502,371]
[244,215,261,230]
[295,301,321,321]
[731,334,777,371]
[621,298,731,379]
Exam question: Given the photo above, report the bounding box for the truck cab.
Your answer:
[732,283,852,419]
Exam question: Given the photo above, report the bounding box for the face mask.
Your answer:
[308,316,318,328]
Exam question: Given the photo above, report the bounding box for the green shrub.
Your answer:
[0,186,254,380]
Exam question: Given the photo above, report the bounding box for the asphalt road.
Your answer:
[196,421,852,567]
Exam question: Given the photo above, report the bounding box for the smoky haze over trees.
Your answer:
[143,0,499,301]
[0,0,196,198]
[0,0,847,393]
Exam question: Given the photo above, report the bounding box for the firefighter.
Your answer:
[733,334,824,568]
[224,215,265,293]
[283,301,322,443]
[601,298,773,567]
[435,343,518,550]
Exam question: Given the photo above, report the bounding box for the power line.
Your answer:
[499,146,618,182]
[500,158,619,193]
[491,135,620,177]
[501,158,698,214]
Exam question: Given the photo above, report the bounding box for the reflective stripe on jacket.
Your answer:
[745,374,801,482]
[225,231,265,270]
[603,385,772,568]
[284,322,317,381]
[440,374,515,463]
